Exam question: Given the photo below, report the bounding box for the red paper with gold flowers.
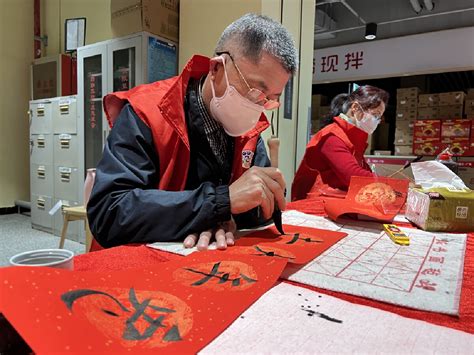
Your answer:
[0,251,286,354]
[324,176,409,222]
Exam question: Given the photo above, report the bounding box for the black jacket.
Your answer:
[87,84,271,248]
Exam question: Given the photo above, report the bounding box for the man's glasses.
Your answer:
[216,51,280,110]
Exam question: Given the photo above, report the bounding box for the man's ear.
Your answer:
[209,56,224,78]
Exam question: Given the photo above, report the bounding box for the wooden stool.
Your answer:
[59,206,92,253]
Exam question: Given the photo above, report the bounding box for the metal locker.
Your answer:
[29,100,53,134]
[31,194,53,232]
[53,198,82,243]
[54,166,80,201]
[30,163,54,196]
[30,134,53,165]
[53,97,78,134]
[54,134,79,166]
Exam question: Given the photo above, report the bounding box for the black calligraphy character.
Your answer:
[183,262,257,287]
[61,288,182,342]
[253,246,296,260]
[286,233,323,245]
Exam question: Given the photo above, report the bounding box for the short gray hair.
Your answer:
[215,13,299,74]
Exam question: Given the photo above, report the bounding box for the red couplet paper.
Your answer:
[0,251,286,354]
[324,176,409,223]
[233,225,348,264]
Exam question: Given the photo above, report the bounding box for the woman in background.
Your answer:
[291,85,389,201]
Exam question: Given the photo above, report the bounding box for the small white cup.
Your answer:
[9,249,74,270]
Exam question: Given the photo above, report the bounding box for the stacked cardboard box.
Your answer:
[394,120,414,145]
[438,91,465,119]
[418,94,439,119]
[418,91,465,120]
[310,95,328,134]
[111,0,180,42]
[412,90,474,157]
[465,89,474,119]
[413,120,442,156]
[394,87,420,155]
[458,157,474,189]
[440,119,473,156]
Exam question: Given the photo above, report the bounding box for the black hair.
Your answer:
[320,85,389,128]
[321,93,349,128]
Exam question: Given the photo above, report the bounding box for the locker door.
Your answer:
[107,35,143,94]
[78,44,107,171]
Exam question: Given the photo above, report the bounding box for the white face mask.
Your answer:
[355,105,381,134]
[209,56,264,137]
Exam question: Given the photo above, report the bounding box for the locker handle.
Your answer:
[37,107,45,117]
[59,104,70,114]
[37,137,45,148]
[60,172,71,182]
[37,198,45,209]
[37,167,46,179]
[60,138,70,149]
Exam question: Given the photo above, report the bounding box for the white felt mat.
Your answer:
[283,212,467,315]
[200,282,474,354]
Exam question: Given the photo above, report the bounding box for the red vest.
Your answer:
[291,116,368,201]
[90,55,268,251]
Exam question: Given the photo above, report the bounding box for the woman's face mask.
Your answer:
[355,103,382,135]
[209,56,264,137]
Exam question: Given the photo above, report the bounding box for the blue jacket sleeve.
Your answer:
[87,105,231,248]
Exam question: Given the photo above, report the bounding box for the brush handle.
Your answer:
[267,136,280,168]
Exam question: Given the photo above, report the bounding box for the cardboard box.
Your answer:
[396,120,414,130]
[467,88,474,99]
[318,105,330,120]
[441,119,472,138]
[311,119,321,134]
[373,150,392,156]
[397,87,420,100]
[413,138,441,156]
[465,99,474,116]
[418,94,439,107]
[397,98,417,110]
[414,120,441,139]
[439,91,465,106]
[458,159,474,189]
[311,95,328,120]
[111,0,179,42]
[417,107,439,120]
[438,105,463,120]
[394,145,413,156]
[396,109,417,121]
[406,187,474,232]
[394,121,414,145]
[311,94,328,108]
[394,131,413,145]
[440,138,471,156]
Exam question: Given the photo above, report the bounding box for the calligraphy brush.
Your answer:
[388,155,423,178]
[267,112,285,235]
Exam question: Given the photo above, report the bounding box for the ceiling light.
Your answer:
[365,23,377,40]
